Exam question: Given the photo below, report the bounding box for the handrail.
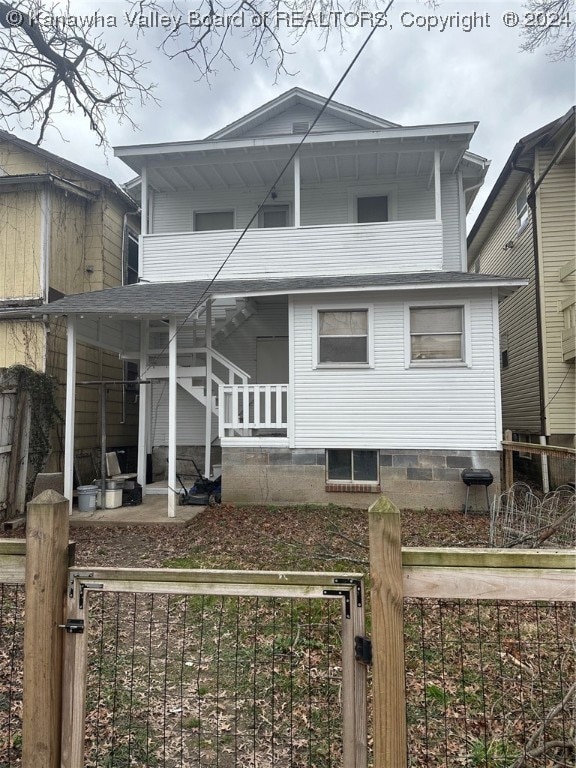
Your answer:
[186,346,251,382]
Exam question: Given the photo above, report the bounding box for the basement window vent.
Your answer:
[292,121,310,134]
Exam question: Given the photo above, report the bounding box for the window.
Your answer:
[409,306,464,362]
[500,332,509,369]
[194,210,234,231]
[516,187,529,231]
[357,195,388,223]
[327,449,379,483]
[318,310,369,365]
[258,205,289,228]
[124,232,139,285]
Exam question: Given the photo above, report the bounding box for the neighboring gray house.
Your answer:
[468,108,575,473]
[25,89,525,513]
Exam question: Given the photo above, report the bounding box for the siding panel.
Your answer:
[292,289,499,450]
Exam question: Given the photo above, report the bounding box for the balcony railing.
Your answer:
[141,219,444,283]
[219,384,289,439]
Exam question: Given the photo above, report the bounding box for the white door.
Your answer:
[256,337,289,383]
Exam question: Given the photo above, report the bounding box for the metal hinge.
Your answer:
[355,636,372,666]
[323,589,352,618]
[58,619,85,634]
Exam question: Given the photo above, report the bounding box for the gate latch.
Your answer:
[58,619,85,634]
[354,635,372,665]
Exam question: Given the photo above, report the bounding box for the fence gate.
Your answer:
[61,568,368,768]
[0,380,31,521]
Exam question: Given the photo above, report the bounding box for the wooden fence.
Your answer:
[1,493,574,767]
[502,429,576,491]
[0,375,31,521]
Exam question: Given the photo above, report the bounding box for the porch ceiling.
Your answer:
[121,133,481,195]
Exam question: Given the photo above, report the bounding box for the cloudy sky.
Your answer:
[21,0,576,224]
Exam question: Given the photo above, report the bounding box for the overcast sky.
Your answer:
[24,0,576,225]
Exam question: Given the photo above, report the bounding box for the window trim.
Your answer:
[500,332,509,370]
[258,203,291,229]
[325,449,380,485]
[404,300,471,368]
[193,208,235,232]
[312,304,375,369]
[348,185,398,223]
[516,186,529,233]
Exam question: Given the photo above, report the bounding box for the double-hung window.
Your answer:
[317,309,371,366]
[409,306,465,363]
[516,187,529,232]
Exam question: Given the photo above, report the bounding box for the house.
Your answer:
[0,131,140,477]
[468,107,575,481]
[20,89,526,514]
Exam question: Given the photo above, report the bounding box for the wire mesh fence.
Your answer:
[490,483,576,548]
[0,584,24,767]
[404,598,575,767]
[84,591,349,768]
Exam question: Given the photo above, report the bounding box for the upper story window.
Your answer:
[194,210,234,231]
[409,305,465,364]
[357,195,389,223]
[259,205,289,228]
[124,231,139,285]
[516,187,529,232]
[500,332,509,369]
[317,309,371,366]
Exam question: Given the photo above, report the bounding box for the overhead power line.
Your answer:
[142,0,395,375]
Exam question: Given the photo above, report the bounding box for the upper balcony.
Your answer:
[118,122,487,282]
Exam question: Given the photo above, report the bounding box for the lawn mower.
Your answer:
[175,456,222,506]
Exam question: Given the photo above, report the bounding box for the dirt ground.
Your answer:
[65,504,491,570]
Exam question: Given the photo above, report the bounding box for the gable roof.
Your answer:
[206,87,399,140]
[0,129,137,207]
[467,105,575,264]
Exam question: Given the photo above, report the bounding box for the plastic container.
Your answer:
[93,478,125,490]
[96,489,123,509]
[77,485,98,513]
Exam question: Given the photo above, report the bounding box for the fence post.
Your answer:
[22,489,70,768]
[369,495,407,768]
[504,429,513,490]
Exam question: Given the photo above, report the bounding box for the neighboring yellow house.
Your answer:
[0,130,140,475]
[468,107,575,455]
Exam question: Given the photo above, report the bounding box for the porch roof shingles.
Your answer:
[14,272,528,317]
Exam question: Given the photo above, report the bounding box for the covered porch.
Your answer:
[46,280,295,519]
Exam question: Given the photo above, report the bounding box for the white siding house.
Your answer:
[25,88,526,513]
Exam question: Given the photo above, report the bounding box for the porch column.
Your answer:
[293,153,301,227]
[140,165,148,236]
[434,148,442,221]
[137,318,149,492]
[63,315,77,513]
[167,316,177,517]
[204,300,212,478]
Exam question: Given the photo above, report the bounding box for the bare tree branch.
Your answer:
[0,0,157,145]
[520,0,576,60]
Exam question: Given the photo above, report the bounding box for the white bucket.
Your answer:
[77,485,98,513]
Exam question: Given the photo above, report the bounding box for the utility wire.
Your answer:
[141,0,395,376]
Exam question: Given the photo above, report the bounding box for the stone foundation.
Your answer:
[222,447,501,510]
